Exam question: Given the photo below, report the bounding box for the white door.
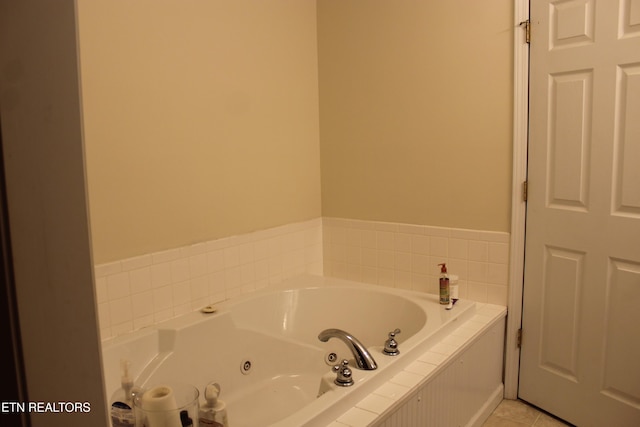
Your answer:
[519,1,640,426]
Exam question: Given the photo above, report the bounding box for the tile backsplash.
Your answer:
[95,218,323,340]
[95,217,509,340]
[322,217,510,306]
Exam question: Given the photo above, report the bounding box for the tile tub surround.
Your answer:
[95,218,323,340]
[323,218,510,305]
[95,217,510,340]
[328,303,507,427]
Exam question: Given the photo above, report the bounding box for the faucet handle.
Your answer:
[332,359,354,387]
[383,328,401,356]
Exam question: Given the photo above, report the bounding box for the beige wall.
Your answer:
[80,0,513,264]
[318,0,513,232]
[78,0,321,263]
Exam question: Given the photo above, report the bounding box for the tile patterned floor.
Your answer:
[482,399,573,427]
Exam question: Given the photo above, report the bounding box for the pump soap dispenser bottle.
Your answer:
[438,263,450,305]
[199,382,229,427]
[110,359,135,427]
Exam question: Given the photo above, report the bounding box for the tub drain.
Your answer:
[240,359,252,375]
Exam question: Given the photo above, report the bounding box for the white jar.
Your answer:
[450,274,459,301]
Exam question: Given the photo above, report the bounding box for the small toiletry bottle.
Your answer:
[199,383,229,427]
[110,359,135,427]
[438,263,450,305]
[450,274,459,304]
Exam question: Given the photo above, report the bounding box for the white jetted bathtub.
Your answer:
[102,275,506,426]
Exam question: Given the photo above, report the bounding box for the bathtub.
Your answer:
[102,275,506,426]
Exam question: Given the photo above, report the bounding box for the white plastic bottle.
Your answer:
[110,359,135,427]
[450,274,459,304]
[199,383,229,427]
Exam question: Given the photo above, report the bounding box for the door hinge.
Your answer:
[520,19,531,44]
[517,328,523,348]
[522,181,528,202]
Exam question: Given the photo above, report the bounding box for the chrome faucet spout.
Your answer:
[318,328,377,370]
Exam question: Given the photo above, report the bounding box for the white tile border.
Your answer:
[95,218,323,340]
[323,218,510,304]
[333,303,507,426]
[95,217,510,340]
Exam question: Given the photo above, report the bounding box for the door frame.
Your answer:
[504,0,530,399]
